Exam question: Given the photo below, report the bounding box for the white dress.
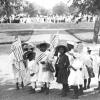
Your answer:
[27,60,39,88]
[92,54,100,74]
[36,50,54,83]
[92,54,100,81]
[82,54,93,79]
[68,58,84,87]
[28,60,39,82]
[28,60,39,75]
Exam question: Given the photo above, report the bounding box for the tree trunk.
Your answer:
[93,15,100,44]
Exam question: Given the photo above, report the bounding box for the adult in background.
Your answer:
[55,42,70,97]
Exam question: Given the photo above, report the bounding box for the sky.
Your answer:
[25,0,73,9]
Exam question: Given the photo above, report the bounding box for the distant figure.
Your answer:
[90,17,93,22]
[76,18,82,24]
[87,16,89,22]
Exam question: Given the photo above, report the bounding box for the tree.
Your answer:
[39,8,48,16]
[71,0,100,43]
[23,3,38,17]
[68,5,78,15]
[0,0,12,17]
[72,0,100,15]
[52,2,68,16]
[0,0,23,17]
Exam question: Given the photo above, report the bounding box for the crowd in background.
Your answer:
[0,14,96,24]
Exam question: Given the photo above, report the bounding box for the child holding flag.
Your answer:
[11,36,25,90]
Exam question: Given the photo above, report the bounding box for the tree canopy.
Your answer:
[0,0,23,17]
[72,0,100,15]
[39,8,48,16]
[71,0,100,43]
[52,2,68,16]
[23,3,38,17]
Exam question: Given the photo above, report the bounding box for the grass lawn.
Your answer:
[0,44,11,55]
[0,22,97,54]
[0,22,94,32]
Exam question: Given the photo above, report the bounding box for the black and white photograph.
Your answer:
[0,0,100,100]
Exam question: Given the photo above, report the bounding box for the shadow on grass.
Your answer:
[66,29,93,34]
[65,29,93,43]
[5,31,34,36]
[0,29,94,45]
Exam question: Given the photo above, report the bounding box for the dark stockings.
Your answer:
[87,78,91,89]
[84,78,91,89]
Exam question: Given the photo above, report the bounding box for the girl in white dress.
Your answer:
[68,53,84,99]
[82,49,94,90]
[35,42,54,94]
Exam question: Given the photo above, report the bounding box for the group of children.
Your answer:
[10,36,100,99]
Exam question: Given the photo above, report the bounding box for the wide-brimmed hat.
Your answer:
[36,42,50,49]
[22,42,28,47]
[22,43,28,51]
[56,45,68,52]
[67,43,74,51]
[55,40,68,53]
[22,42,35,51]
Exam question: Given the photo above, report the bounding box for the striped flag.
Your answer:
[11,37,25,77]
[11,38,23,62]
[50,32,59,50]
[36,52,47,63]
[11,37,30,86]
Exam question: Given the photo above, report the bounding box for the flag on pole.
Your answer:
[11,37,25,81]
[11,37,31,86]
[36,52,47,64]
[11,37,23,62]
[50,31,59,50]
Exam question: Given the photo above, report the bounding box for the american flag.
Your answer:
[11,37,30,86]
[36,52,47,64]
[11,38,23,62]
[50,32,59,50]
